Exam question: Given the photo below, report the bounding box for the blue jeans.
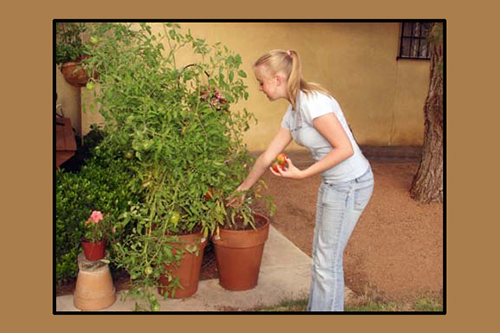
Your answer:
[307,167,374,311]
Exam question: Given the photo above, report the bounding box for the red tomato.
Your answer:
[271,161,284,173]
[277,153,287,166]
[204,189,214,200]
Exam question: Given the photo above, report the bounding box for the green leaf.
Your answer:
[229,71,234,83]
[238,70,247,78]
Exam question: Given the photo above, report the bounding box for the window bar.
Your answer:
[416,23,421,58]
[399,24,403,57]
[417,37,421,58]
[409,35,414,58]
[400,23,406,58]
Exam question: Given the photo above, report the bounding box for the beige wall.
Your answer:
[56,22,430,150]
[56,69,82,136]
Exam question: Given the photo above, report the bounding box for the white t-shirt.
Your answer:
[281,90,370,183]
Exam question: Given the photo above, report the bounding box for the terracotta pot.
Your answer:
[60,58,97,87]
[81,239,106,261]
[213,213,270,291]
[74,252,116,310]
[158,233,207,298]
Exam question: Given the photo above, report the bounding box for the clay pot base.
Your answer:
[73,252,116,310]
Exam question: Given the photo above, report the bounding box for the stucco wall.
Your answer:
[56,22,430,149]
[56,69,81,136]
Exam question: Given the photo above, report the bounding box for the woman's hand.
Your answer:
[269,158,304,179]
[226,188,246,208]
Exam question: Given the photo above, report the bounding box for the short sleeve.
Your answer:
[281,107,293,129]
[301,92,335,124]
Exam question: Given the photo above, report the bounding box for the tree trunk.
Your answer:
[410,23,444,203]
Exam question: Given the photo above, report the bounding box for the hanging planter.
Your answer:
[212,213,270,291]
[158,232,207,298]
[60,57,97,87]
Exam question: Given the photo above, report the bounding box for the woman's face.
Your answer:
[254,65,286,101]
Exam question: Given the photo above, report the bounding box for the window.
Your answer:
[398,21,433,60]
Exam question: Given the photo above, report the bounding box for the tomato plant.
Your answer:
[83,22,275,311]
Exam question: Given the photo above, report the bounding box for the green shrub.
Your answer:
[55,156,139,284]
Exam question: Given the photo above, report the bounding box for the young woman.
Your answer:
[229,49,374,311]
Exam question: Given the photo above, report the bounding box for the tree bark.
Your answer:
[410,23,444,203]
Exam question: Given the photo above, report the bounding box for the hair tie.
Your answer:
[286,50,291,57]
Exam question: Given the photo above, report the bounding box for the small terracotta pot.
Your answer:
[74,252,116,310]
[158,233,207,298]
[213,213,270,291]
[81,239,106,261]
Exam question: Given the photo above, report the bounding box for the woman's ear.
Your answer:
[275,74,286,86]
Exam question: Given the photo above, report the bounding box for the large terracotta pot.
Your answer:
[81,239,106,261]
[158,232,207,298]
[212,213,270,291]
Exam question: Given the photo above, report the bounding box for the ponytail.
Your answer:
[286,50,301,111]
[254,49,331,111]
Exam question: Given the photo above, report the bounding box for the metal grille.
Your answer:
[398,22,433,60]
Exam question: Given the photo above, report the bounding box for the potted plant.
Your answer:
[84,22,273,311]
[81,210,112,261]
[212,155,286,290]
[56,22,97,87]
[210,182,274,291]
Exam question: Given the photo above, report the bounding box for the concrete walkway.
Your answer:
[56,226,353,312]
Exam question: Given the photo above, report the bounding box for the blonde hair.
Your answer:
[253,49,331,110]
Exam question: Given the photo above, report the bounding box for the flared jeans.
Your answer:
[307,167,374,311]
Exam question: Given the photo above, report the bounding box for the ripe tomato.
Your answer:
[277,153,287,166]
[271,161,284,173]
[204,189,214,200]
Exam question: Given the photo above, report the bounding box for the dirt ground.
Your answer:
[57,147,444,303]
[257,149,443,302]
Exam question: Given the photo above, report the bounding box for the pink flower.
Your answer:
[90,210,103,224]
[200,90,211,101]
